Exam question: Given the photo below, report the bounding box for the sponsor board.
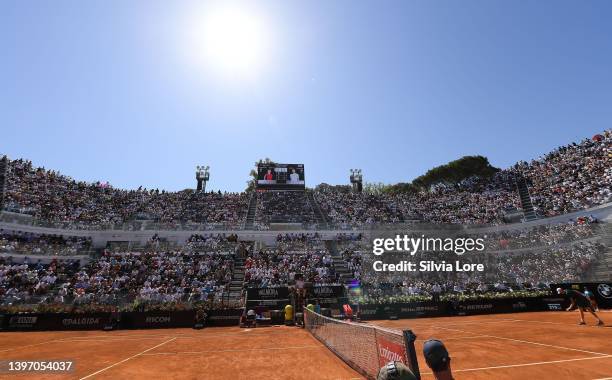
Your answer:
[457,303,493,311]
[257,288,280,298]
[145,316,172,324]
[3,313,108,330]
[376,336,407,367]
[309,286,345,299]
[357,296,557,320]
[62,317,101,327]
[598,283,612,299]
[9,315,38,328]
[399,305,439,313]
[246,287,289,300]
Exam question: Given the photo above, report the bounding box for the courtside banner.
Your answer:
[2,313,110,331]
[376,335,407,367]
[1,310,243,331]
[206,308,243,326]
[120,310,195,329]
[246,287,290,300]
[357,296,554,320]
[309,285,345,299]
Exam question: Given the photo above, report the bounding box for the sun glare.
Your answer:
[187,5,270,80]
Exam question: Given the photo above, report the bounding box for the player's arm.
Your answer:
[566,299,575,311]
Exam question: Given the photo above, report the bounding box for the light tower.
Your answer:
[196,165,210,192]
[349,169,363,193]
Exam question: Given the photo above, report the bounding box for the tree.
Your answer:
[245,158,275,192]
[383,182,418,194]
[411,156,499,190]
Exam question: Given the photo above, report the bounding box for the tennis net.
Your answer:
[303,308,420,379]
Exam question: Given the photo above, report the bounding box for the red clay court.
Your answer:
[1,311,611,380]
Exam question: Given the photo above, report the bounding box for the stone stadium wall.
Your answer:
[0,202,610,249]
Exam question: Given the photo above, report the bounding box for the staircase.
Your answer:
[228,257,246,301]
[0,155,7,210]
[307,192,328,229]
[244,193,258,229]
[389,203,405,223]
[515,175,538,222]
[589,223,612,282]
[325,240,353,284]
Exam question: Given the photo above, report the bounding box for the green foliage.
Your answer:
[245,157,275,191]
[382,182,418,194]
[411,155,499,190]
[380,156,499,194]
[315,183,352,193]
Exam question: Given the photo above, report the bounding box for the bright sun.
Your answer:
[188,5,269,79]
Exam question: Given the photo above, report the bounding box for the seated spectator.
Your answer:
[423,339,454,380]
[377,361,417,380]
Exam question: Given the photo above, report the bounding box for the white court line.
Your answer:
[0,339,60,353]
[415,335,489,342]
[54,328,297,343]
[63,333,188,339]
[0,334,186,352]
[434,325,610,356]
[371,319,516,328]
[60,331,297,343]
[423,319,525,326]
[142,345,322,355]
[59,337,166,342]
[592,377,612,380]
[419,355,612,375]
[79,337,176,380]
[493,317,611,329]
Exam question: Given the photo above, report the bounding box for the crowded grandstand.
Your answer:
[1,130,610,311]
[0,130,611,380]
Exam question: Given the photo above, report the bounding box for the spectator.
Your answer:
[423,339,454,380]
[377,361,417,380]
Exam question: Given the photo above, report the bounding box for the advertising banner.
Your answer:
[376,336,407,367]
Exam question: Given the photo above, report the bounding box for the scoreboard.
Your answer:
[257,163,305,190]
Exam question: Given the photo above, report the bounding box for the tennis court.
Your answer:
[1,311,611,379]
[370,310,612,379]
[0,326,361,379]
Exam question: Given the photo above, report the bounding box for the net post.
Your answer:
[402,329,421,380]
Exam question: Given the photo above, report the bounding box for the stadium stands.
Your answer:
[0,130,610,313]
[1,234,247,312]
[2,130,609,228]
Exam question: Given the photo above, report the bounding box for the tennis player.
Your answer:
[583,287,599,311]
[557,288,604,326]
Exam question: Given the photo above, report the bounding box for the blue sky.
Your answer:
[1,0,611,192]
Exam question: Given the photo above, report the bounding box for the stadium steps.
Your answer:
[307,192,328,228]
[244,193,257,229]
[589,223,612,282]
[228,257,246,299]
[325,240,353,284]
[388,202,405,222]
[0,155,7,210]
[515,175,538,221]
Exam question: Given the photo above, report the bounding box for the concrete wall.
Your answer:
[1,202,610,248]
